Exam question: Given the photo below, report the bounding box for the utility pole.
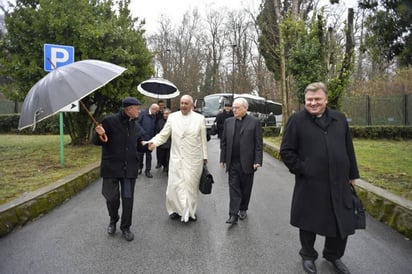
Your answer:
[231,44,237,103]
[166,48,171,109]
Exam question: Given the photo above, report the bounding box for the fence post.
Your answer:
[405,94,409,125]
[366,95,371,126]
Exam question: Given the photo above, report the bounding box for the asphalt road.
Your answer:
[0,137,411,274]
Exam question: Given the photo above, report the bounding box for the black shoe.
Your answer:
[327,259,350,274]
[239,210,247,220]
[121,229,134,241]
[107,223,116,235]
[155,164,161,169]
[169,213,181,220]
[107,215,119,235]
[226,215,238,225]
[138,169,142,175]
[302,259,317,274]
[145,170,153,178]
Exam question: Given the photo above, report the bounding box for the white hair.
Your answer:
[233,97,248,110]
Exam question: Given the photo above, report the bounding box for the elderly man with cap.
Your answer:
[215,101,233,139]
[93,97,145,241]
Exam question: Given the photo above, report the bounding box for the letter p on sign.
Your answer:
[44,44,75,71]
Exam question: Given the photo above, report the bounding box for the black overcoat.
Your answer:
[215,110,233,139]
[280,108,359,238]
[93,111,144,179]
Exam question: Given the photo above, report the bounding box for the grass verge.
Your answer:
[0,134,100,205]
[265,137,412,200]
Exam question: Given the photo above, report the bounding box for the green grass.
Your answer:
[265,137,412,200]
[0,134,100,205]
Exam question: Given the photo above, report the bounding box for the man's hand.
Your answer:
[220,162,225,168]
[148,142,156,151]
[253,164,261,171]
[95,125,105,136]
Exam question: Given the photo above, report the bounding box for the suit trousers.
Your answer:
[228,159,254,216]
[102,178,136,230]
[138,151,152,171]
[157,147,170,169]
[299,229,348,261]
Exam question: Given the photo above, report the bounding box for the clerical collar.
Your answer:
[236,114,247,120]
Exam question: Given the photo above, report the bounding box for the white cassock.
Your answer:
[149,110,208,222]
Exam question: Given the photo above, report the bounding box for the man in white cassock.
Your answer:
[148,95,208,222]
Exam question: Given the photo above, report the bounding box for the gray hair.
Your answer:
[233,97,249,110]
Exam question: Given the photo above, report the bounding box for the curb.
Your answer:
[0,163,100,237]
[264,141,412,239]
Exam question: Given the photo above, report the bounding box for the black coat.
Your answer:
[155,118,171,149]
[280,108,360,238]
[215,110,233,138]
[220,114,263,174]
[93,111,144,179]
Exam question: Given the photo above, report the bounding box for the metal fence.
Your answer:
[1,94,411,126]
[342,94,411,126]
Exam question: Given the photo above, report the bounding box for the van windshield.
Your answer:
[202,96,221,116]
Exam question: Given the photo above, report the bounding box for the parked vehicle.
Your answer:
[195,93,282,132]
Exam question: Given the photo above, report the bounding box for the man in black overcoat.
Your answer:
[215,101,233,139]
[93,97,145,242]
[280,82,360,274]
[220,97,263,225]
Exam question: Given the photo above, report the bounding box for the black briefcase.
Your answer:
[351,184,366,229]
[199,165,214,194]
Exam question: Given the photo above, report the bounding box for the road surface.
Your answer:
[0,137,411,274]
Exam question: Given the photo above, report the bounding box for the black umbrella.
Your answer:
[137,77,180,99]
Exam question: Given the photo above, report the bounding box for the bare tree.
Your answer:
[202,8,228,95]
[226,10,254,94]
[172,9,206,98]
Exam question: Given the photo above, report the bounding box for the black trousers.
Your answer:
[138,151,152,171]
[299,229,348,261]
[102,178,136,230]
[228,160,254,216]
[157,147,170,169]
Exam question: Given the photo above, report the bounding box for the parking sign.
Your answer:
[44,44,74,71]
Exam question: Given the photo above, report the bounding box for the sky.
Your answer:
[129,0,358,36]
[129,0,262,35]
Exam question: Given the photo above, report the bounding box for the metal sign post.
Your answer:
[44,44,75,166]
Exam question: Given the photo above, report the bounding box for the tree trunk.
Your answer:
[272,0,290,129]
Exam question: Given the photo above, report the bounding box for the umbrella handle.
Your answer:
[79,100,109,143]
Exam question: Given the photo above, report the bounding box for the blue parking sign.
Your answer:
[44,44,75,71]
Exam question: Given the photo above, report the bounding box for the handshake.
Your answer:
[141,141,155,151]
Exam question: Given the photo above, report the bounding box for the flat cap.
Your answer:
[122,97,141,107]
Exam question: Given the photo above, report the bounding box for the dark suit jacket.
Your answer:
[137,109,157,140]
[220,114,263,174]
